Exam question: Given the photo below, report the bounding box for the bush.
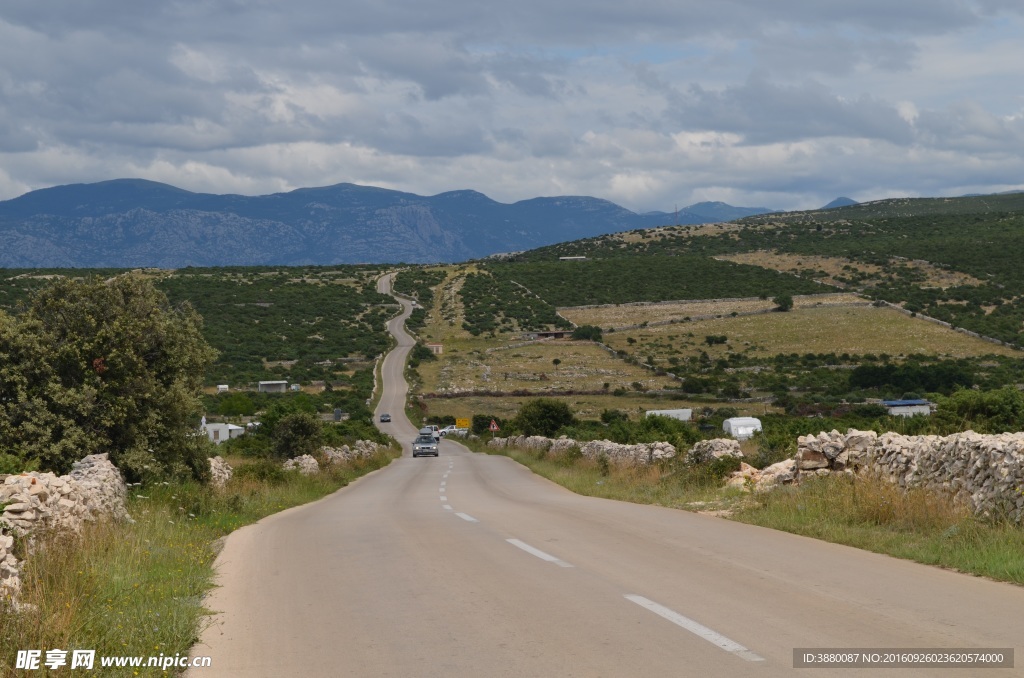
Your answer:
[0,274,217,482]
[510,398,576,437]
[273,412,324,459]
[571,325,604,342]
[234,459,289,484]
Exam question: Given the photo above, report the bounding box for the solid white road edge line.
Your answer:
[506,539,574,568]
[456,513,478,522]
[624,595,764,662]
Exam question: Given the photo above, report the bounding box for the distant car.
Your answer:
[412,434,439,457]
[379,413,391,423]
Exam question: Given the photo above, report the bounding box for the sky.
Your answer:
[1,1,1023,212]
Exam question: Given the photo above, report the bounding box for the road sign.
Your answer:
[489,419,500,432]
[456,418,470,429]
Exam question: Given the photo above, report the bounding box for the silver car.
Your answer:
[412,434,439,457]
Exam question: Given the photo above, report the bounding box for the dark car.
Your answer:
[379,413,392,422]
[412,434,439,457]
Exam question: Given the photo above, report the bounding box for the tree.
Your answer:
[511,398,576,437]
[773,294,794,312]
[571,325,603,342]
[273,411,324,459]
[0,274,217,481]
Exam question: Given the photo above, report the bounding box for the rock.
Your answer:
[283,455,319,475]
[208,456,233,489]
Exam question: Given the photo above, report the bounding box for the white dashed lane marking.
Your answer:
[506,539,574,568]
[456,513,478,522]
[624,595,764,662]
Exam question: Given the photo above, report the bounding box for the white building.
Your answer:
[722,416,762,440]
[645,409,692,422]
[201,422,245,444]
[883,400,933,417]
[217,384,229,393]
[258,380,288,393]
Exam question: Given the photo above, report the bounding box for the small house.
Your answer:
[202,422,245,444]
[217,384,229,393]
[882,399,932,417]
[645,409,692,422]
[425,343,444,355]
[722,416,762,440]
[258,380,288,393]
[522,330,571,340]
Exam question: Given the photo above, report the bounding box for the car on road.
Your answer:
[419,425,441,441]
[412,434,439,457]
[379,413,391,423]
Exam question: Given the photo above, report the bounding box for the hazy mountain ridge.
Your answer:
[0,179,777,267]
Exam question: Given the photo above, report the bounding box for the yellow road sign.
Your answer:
[456,418,470,429]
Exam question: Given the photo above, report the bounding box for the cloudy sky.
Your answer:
[1,1,1022,211]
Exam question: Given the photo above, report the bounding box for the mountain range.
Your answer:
[0,179,782,268]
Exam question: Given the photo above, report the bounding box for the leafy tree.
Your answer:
[0,274,217,481]
[773,294,794,312]
[218,393,256,417]
[273,411,324,459]
[571,325,603,342]
[511,398,576,437]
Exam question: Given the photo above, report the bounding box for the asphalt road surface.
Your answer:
[190,275,1023,677]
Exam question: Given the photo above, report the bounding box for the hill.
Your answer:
[0,180,775,268]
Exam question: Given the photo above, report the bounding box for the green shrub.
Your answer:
[234,459,289,484]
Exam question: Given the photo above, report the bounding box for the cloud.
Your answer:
[0,1,1023,212]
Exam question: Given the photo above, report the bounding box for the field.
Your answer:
[717,252,984,289]
[417,340,678,395]
[601,304,1020,361]
[560,292,864,329]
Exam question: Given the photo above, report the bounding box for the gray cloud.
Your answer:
[0,1,1022,211]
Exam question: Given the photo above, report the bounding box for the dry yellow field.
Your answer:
[559,293,864,329]
[601,305,1019,360]
[717,251,983,289]
[418,340,678,395]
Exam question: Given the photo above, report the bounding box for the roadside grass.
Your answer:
[0,449,398,677]
[475,440,1024,585]
[601,305,1019,361]
[471,440,737,509]
[731,473,1024,584]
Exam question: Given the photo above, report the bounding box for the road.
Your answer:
[190,275,1022,677]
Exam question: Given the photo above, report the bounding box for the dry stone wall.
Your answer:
[487,435,675,467]
[282,455,320,475]
[1,453,129,601]
[797,429,1024,521]
[687,439,743,465]
[322,440,384,464]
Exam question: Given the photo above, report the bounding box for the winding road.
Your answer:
[190,275,1022,677]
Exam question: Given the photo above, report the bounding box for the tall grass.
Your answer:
[731,473,1024,584]
[0,449,397,677]
[479,442,740,509]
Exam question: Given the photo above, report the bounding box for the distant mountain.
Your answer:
[822,197,858,209]
[0,180,776,267]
